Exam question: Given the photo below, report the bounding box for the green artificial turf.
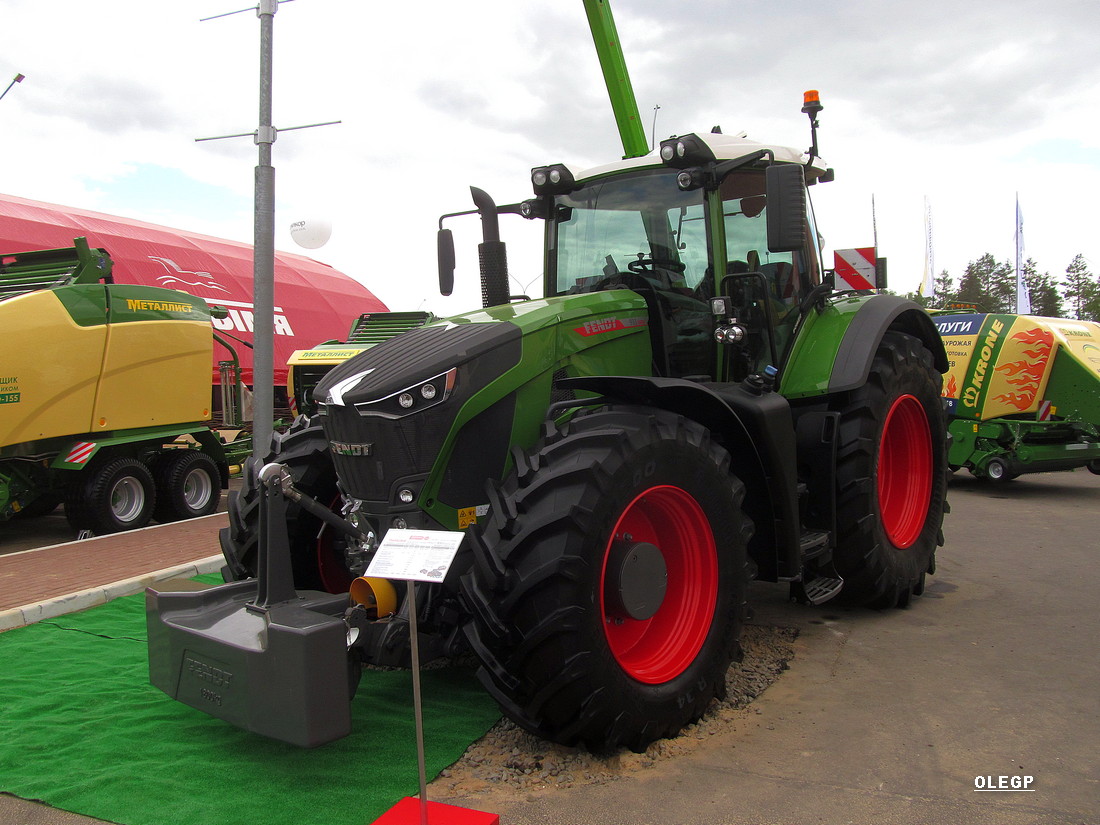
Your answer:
[0,578,501,825]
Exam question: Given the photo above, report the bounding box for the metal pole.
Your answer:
[407,583,430,825]
[252,0,277,455]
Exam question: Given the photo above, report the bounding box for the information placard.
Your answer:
[365,529,465,583]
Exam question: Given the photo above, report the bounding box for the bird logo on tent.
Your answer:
[148,256,231,293]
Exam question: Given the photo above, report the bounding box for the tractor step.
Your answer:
[798,529,831,561]
[792,573,844,605]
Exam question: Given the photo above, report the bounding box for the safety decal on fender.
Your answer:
[66,442,96,464]
[572,317,648,337]
[457,504,490,529]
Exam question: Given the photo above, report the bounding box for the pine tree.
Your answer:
[955,254,1012,312]
[986,258,1016,313]
[1023,258,1062,318]
[934,269,954,304]
[904,271,953,308]
[953,258,988,309]
[1062,254,1098,320]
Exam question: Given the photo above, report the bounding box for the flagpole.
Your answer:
[1015,194,1031,314]
[920,196,934,301]
[871,194,878,250]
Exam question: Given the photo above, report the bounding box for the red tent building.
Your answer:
[0,192,387,388]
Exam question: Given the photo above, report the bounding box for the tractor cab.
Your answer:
[534,132,829,384]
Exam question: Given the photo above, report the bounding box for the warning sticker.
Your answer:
[457,504,490,529]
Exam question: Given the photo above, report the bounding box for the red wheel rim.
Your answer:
[600,485,717,684]
[878,394,933,548]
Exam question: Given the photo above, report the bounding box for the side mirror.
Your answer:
[765,164,807,253]
[437,228,455,296]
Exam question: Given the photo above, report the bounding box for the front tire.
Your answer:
[220,416,351,592]
[461,406,752,752]
[833,331,948,608]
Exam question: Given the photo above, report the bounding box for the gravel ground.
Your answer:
[431,623,798,802]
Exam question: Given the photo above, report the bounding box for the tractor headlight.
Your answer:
[659,134,716,169]
[353,367,457,418]
[676,169,705,191]
[531,164,577,196]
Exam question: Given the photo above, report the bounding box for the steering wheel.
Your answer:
[590,271,650,292]
[628,255,686,275]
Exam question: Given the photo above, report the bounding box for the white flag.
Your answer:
[1015,195,1031,314]
[920,197,935,300]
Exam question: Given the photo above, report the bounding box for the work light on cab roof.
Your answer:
[659,133,716,168]
[531,164,577,196]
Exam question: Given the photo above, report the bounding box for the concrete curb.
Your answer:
[0,554,224,632]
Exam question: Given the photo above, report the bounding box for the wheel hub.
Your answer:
[110,477,145,522]
[605,539,667,621]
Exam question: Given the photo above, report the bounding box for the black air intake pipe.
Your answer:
[471,186,510,308]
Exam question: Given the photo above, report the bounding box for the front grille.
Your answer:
[322,405,453,503]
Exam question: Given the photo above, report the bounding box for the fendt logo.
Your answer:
[185,656,233,688]
[330,441,374,457]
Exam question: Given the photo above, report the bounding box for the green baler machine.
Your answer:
[934,311,1100,480]
[0,237,231,533]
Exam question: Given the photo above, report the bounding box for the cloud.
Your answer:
[1,0,1095,305]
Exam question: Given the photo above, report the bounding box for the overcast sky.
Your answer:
[3,0,1097,313]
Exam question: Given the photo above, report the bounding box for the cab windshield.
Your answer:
[547,164,816,379]
[550,169,707,296]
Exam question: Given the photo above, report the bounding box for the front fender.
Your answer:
[557,374,801,581]
[781,295,947,399]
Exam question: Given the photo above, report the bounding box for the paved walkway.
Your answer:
[0,514,225,630]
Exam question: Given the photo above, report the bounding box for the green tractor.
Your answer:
[147,1,948,753]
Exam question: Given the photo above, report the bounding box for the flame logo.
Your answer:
[943,374,958,398]
[994,327,1052,410]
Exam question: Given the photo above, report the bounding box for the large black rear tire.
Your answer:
[220,416,351,592]
[833,331,948,608]
[461,406,752,752]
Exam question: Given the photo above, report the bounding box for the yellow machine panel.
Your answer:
[0,288,107,446]
[0,284,213,450]
[94,319,212,430]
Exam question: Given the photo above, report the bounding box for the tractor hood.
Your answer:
[312,291,651,523]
